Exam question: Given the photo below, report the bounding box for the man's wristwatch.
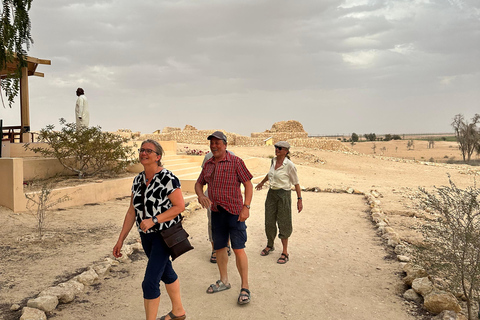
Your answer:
[244,204,250,209]
[152,216,159,224]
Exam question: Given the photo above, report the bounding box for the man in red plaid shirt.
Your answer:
[195,131,253,305]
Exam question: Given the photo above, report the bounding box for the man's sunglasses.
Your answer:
[138,148,158,155]
[275,146,284,150]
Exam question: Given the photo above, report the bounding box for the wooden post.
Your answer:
[20,66,30,142]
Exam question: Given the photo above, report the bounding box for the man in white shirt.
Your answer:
[75,88,89,128]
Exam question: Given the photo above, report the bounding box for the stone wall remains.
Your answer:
[288,138,350,152]
[251,132,309,142]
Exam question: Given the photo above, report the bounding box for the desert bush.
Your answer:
[407,140,414,150]
[25,179,69,238]
[452,114,480,163]
[414,178,480,320]
[428,157,435,162]
[392,135,402,140]
[25,118,137,178]
[364,133,376,141]
[351,133,359,142]
[384,134,392,141]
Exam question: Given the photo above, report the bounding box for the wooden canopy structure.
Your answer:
[0,55,51,142]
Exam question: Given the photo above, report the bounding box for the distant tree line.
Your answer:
[349,133,402,142]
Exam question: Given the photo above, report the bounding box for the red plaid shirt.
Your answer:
[197,152,253,215]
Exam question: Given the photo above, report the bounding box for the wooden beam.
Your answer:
[20,66,30,142]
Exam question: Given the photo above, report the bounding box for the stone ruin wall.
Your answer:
[251,132,309,143]
[288,138,351,152]
[115,120,348,152]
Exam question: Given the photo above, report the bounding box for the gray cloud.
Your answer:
[1,0,478,136]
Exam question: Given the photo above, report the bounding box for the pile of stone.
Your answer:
[269,120,306,133]
[301,186,467,319]
[290,151,326,165]
[183,124,197,131]
[113,129,141,139]
[12,203,204,320]
[16,242,143,320]
[364,190,466,320]
[252,120,308,142]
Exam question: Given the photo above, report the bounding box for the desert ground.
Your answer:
[1,139,477,320]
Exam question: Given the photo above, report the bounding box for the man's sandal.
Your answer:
[237,288,251,305]
[157,311,186,320]
[277,253,289,264]
[210,251,217,263]
[206,280,231,293]
[260,246,274,256]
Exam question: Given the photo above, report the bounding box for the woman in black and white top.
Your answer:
[113,139,186,320]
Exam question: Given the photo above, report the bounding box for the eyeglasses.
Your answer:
[275,146,284,150]
[138,148,158,155]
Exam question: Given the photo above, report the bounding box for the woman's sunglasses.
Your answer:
[138,148,158,155]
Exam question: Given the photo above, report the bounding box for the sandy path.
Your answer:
[47,190,415,320]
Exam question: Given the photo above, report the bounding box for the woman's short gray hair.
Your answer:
[141,139,164,166]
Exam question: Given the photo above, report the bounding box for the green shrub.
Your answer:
[415,178,480,320]
[351,133,359,142]
[364,133,376,141]
[25,118,137,178]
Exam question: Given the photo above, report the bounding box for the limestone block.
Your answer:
[431,310,462,320]
[186,201,202,212]
[382,232,398,240]
[403,263,428,286]
[382,226,395,234]
[397,255,410,262]
[121,244,134,256]
[403,289,423,304]
[75,268,99,286]
[10,304,21,311]
[93,261,112,277]
[376,221,389,228]
[58,279,84,294]
[412,277,434,296]
[387,237,401,247]
[371,190,381,198]
[20,307,47,320]
[39,285,75,304]
[104,257,120,266]
[27,295,58,312]
[424,290,462,315]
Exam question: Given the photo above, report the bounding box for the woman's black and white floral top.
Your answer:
[131,169,182,233]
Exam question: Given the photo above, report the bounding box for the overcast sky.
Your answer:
[1,0,479,136]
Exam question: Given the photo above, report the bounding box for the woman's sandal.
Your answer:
[210,250,217,263]
[260,246,274,256]
[206,280,231,294]
[157,311,186,320]
[237,288,251,305]
[277,253,289,264]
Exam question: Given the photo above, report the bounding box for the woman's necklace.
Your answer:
[145,166,162,183]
